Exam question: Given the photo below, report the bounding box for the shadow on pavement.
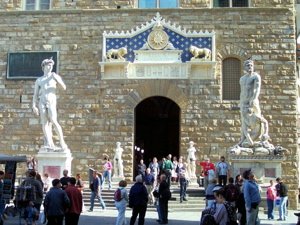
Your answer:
[79,214,200,225]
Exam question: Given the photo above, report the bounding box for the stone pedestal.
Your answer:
[229,155,285,184]
[112,176,125,183]
[188,177,198,185]
[36,149,73,179]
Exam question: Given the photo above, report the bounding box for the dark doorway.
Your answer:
[134,96,180,171]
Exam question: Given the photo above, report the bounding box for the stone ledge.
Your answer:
[229,155,285,162]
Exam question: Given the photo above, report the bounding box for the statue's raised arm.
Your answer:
[53,72,66,90]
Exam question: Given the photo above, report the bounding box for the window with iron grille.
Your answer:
[213,0,248,7]
[222,57,241,100]
[138,0,178,8]
[25,0,50,10]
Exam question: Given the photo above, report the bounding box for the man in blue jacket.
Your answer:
[88,170,106,212]
[243,170,261,225]
[44,179,70,225]
[129,175,148,225]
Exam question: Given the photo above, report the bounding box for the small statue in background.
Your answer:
[27,156,37,171]
[187,141,197,178]
[113,142,124,178]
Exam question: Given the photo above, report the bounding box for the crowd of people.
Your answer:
[0,153,290,225]
[115,172,171,225]
[104,153,181,225]
[0,168,84,225]
[136,154,190,205]
[199,156,289,225]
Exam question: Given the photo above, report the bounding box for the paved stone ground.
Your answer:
[77,208,298,225]
[3,207,298,224]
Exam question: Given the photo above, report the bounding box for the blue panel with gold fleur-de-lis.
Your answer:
[106,28,212,63]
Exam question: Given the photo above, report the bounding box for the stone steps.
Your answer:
[82,182,206,212]
[82,181,272,212]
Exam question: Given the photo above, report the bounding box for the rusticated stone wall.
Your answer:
[0,0,295,10]
[0,5,298,207]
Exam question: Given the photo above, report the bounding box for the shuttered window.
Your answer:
[222,58,241,100]
[138,0,178,8]
[214,0,248,7]
[25,0,50,10]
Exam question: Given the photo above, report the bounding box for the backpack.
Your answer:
[223,201,238,225]
[225,184,239,202]
[201,214,218,225]
[15,182,36,208]
[114,188,122,202]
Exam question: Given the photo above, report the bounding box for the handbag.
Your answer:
[153,190,159,198]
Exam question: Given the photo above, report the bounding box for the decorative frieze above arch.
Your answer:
[99,12,216,80]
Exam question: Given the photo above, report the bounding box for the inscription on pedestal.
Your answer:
[44,166,61,178]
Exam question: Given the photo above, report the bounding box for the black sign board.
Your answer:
[6,51,58,79]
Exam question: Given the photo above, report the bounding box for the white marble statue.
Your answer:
[238,58,269,147]
[187,141,197,178]
[113,142,124,177]
[228,58,285,156]
[32,58,68,151]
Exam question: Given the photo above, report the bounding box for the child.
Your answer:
[24,201,39,225]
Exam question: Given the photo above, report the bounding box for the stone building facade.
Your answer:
[0,0,299,207]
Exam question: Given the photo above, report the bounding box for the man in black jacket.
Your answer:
[129,175,148,225]
[275,177,288,221]
[158,174,171,224]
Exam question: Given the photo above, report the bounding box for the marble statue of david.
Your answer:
[32,58,68,151]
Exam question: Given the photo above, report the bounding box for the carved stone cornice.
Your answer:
[229,155,285,162]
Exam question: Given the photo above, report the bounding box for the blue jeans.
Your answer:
[90,191,106,210]
[0,199,5,216]
[155,200,162,221]
[279,196,288,220]
[115,200,127,225]
[0,198,5,224]
[179,178,187,200]
[102,171,112,189]
[266,199,274,219]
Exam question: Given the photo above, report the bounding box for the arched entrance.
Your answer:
[134,96,180,173]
